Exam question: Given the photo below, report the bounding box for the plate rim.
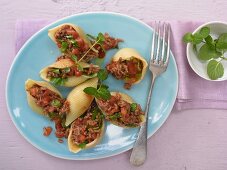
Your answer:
[6,11,179,160]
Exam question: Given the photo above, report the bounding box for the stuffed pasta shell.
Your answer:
[106,48,148,89]
[64,77,98,126]
[48,23,92,58]
[96,92,145,128]
[68,101,105,153]
[40,58,100,87]
[25,79,64,117]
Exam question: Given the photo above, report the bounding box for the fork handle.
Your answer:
[130,74,157,166]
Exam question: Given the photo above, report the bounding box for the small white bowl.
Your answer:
[187,21,227,81]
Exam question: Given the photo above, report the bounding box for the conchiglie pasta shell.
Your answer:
[96,92,145,128]
[68,120,105,153]
[48,23,91,48]
[40,59,99,87]
[65,77,98,126]
[112,48,148,84]
[25,79,62,116]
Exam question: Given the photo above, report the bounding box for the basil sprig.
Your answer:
[78,33,105,62]
[83,69,111,100]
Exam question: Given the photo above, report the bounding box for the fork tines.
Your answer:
[150,22,171,66]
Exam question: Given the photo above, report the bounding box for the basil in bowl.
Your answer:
[184,21,227,81]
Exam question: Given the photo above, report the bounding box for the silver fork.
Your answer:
[130,22,171,166]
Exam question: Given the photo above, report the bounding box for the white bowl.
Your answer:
[186,21,227,81]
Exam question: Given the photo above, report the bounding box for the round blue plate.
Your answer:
[6,12,178,160]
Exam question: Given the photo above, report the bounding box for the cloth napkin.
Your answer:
[15,20,227,111]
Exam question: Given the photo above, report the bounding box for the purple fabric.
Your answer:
[15,20,227,111]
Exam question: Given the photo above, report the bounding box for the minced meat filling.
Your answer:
[54,25,89,55]
[54,117,70,139]
[55,32,123,62]
[97,93,144,127]
[70,102,103,145]
[28,85,65,115]
[59,101,70,115]
[56,54,70,61]
[88,33,123,59]
[47,66,77,79]
[102,33,123,51]
[46,64,99,79]
[106,57,143,89]
[80,33,123,62]
[83,64,100,76]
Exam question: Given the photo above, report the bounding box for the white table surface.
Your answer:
[1,0,227,170]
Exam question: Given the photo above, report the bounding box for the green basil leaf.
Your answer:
[182,33,193,43]
[57,39,64,43]
[97,69,108,81]
[100,114,105,119]
[216,33,227,50]
[60,41,68,52]
[86,34,96,40]
[193,44,198,54]
[50,77,67,85]
[109,113,121,120]
[130,103,137,112]
[52,68,60,74]
[61,118,67,128]
[97,42,106,52]
[71,55,78,62]
[51,99,62,107]
[48,112,58,119]
[207,60,224,80]
[97,33,105,44]
[83,87,98,96]
[205,35,213,44]
[60,78,67,85]
[63,67,70,73]
[78,141,88,148]
[92,107,99,120]
[77,64,84,71]
[198,44,220,60]
[50,77,61,84]
[99,84,109,89]
[199,27,210,38]
[70,40,78,47]
[204,35,215,50]
[192,33,203,44]
[97,87,111,100]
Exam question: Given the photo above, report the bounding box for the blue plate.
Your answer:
[6,12,178,160]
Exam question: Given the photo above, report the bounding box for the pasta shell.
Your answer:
[25,79,62,116]
[40,59,99,87]
[65,77,98,126]
[112,48,148,84]
[96,92,145,128]
[48,23,91,48]
[68,120,105,153]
